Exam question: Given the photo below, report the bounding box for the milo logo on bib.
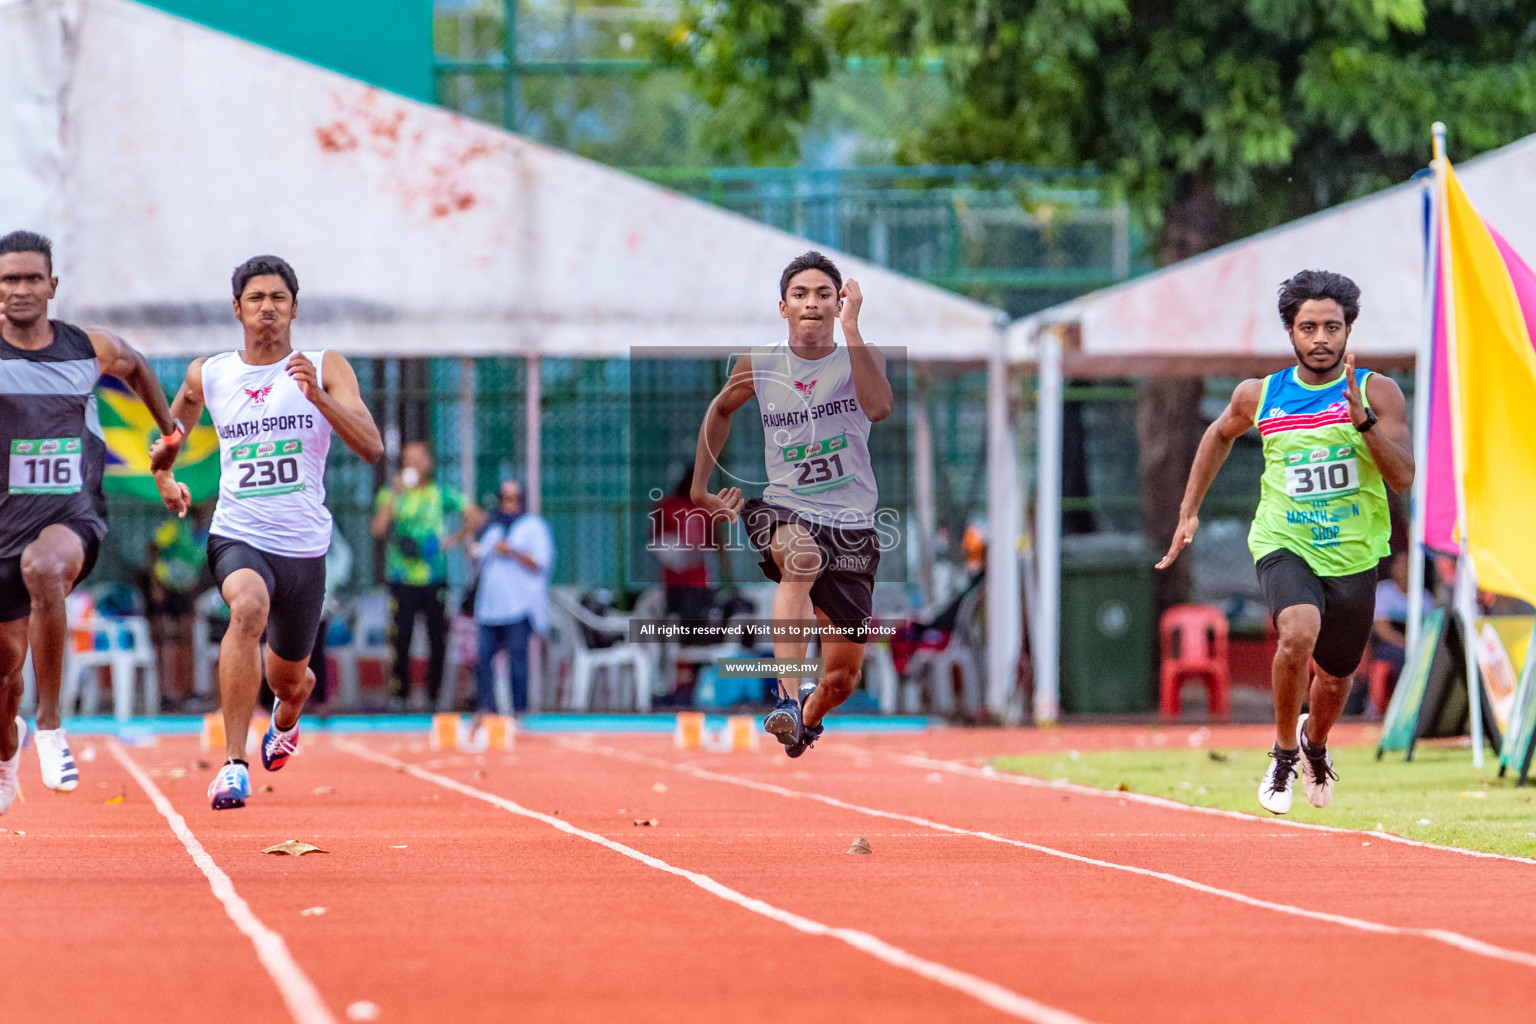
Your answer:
[1283,444,1360,502]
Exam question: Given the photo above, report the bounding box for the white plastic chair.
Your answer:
[192,588,227,697]
[61,615,160,722]
[333,589,392,710]
[901,587,984,717]
[546,591,652,712]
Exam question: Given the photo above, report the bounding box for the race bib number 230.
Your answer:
[1284,444,1360,501]
[9,437,82,495]
[230,438,306,498]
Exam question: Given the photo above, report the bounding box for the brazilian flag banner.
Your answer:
[97,377,220,502]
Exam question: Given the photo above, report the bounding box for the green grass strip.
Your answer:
[993,744,1536,859]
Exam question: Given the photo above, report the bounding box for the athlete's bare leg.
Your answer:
[1303,668,1351,746]
[768,523,821,699]
[219,569,271,762]
[803,607,864,729]
[1270,603,1321,748]
[21,525,86,731]
[0,620,27,760]
[266,653,314,732]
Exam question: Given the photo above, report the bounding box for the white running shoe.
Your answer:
[0,717,27,814]
[1297,712,1337,808]
[34,726,79,792]
[1258,743,1301,815]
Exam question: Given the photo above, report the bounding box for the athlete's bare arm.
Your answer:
[289,350,384,464]
[689,353,754,522]
[147,358,208,518]
[838,280,893,422]
[1156,377,1263,570]
[1345,356,1414,493]
[88,329,181,472]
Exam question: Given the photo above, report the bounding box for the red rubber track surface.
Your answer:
[5,725,1533,1023]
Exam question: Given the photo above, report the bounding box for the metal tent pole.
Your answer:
[1032,324,1064,724]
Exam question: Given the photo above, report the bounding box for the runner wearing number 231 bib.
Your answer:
[1157,271,1415,816]
[691,252,894,759]
[152,255,383,810]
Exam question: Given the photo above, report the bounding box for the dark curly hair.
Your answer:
[1278,270,1360,329]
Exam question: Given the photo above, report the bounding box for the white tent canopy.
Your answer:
[1008,132,1536,368]
[2,0,1005,360]
[1016,128,1536,723]
[1,0,1024,720]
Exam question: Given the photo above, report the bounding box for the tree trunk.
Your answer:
[1139,173,1231,618]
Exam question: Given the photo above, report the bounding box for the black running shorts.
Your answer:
[207,533,326,662]
[0,520,102,624]
[1254,547,1377,678]
[742,498,879,643]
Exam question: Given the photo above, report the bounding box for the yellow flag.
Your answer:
[1444,163,1536,605]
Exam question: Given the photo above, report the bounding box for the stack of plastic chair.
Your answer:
[547,590,652,712]
[1159,604,1231,720]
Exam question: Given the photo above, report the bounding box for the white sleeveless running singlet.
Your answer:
[204,350,334,557]
[751,341,878,528]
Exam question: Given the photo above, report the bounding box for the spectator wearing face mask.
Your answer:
[371,441,482,710]
[470,480,553,724]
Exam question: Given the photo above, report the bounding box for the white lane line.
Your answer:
[110,742,337,1024]
[334,738,1101,1024]
[885,752,1536,868]
[566,741,1536,974]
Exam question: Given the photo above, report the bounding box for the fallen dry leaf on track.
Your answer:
[261,785,275,793]
[847,837,872,855]
[263,840,328,857]
[633,818,659,827]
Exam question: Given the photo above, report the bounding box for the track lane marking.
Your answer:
[334,737,1102,1024]
[566,741,1536,973]
[110,741,338,1024]
[884,752,1536,867]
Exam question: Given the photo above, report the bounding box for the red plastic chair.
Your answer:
[1159,604,1231,720]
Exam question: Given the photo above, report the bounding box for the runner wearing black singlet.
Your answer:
[0,231,188,812]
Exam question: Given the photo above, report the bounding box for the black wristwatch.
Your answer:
[1355,408,1378,433]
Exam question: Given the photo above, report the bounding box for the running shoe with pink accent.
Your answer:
[260,701,300,772]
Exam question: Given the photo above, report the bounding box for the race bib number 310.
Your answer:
[230,438,305,498]
[1284,444,1360,501]
[9,437,82,495]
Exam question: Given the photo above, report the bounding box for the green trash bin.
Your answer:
[1059,534,1156,714]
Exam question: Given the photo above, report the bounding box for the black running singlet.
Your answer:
[0,321,109,556]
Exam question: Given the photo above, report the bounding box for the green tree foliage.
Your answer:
[669,0,1536,251]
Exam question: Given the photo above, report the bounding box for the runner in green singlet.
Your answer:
[1157,271,1415,815]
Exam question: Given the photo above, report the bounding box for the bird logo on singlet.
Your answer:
[793,379,818,395]
[244,384,274,404]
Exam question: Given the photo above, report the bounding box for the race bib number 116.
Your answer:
[9,437,82,495]
[1284,444,1360,501]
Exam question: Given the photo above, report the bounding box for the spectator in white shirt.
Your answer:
[471,481,553,720]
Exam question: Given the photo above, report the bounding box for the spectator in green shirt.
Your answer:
[371,442,481,709]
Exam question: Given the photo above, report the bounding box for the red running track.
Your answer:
[5,726,1535,1023]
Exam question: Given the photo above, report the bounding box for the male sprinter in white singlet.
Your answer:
[692,251,893,757]
[153,256,382,809]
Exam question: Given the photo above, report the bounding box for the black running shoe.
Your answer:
[787,721,823,758]
[764,694,803,750]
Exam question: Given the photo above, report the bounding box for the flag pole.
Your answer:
[1436,131,1487,767]
[1405,124,1444,661]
